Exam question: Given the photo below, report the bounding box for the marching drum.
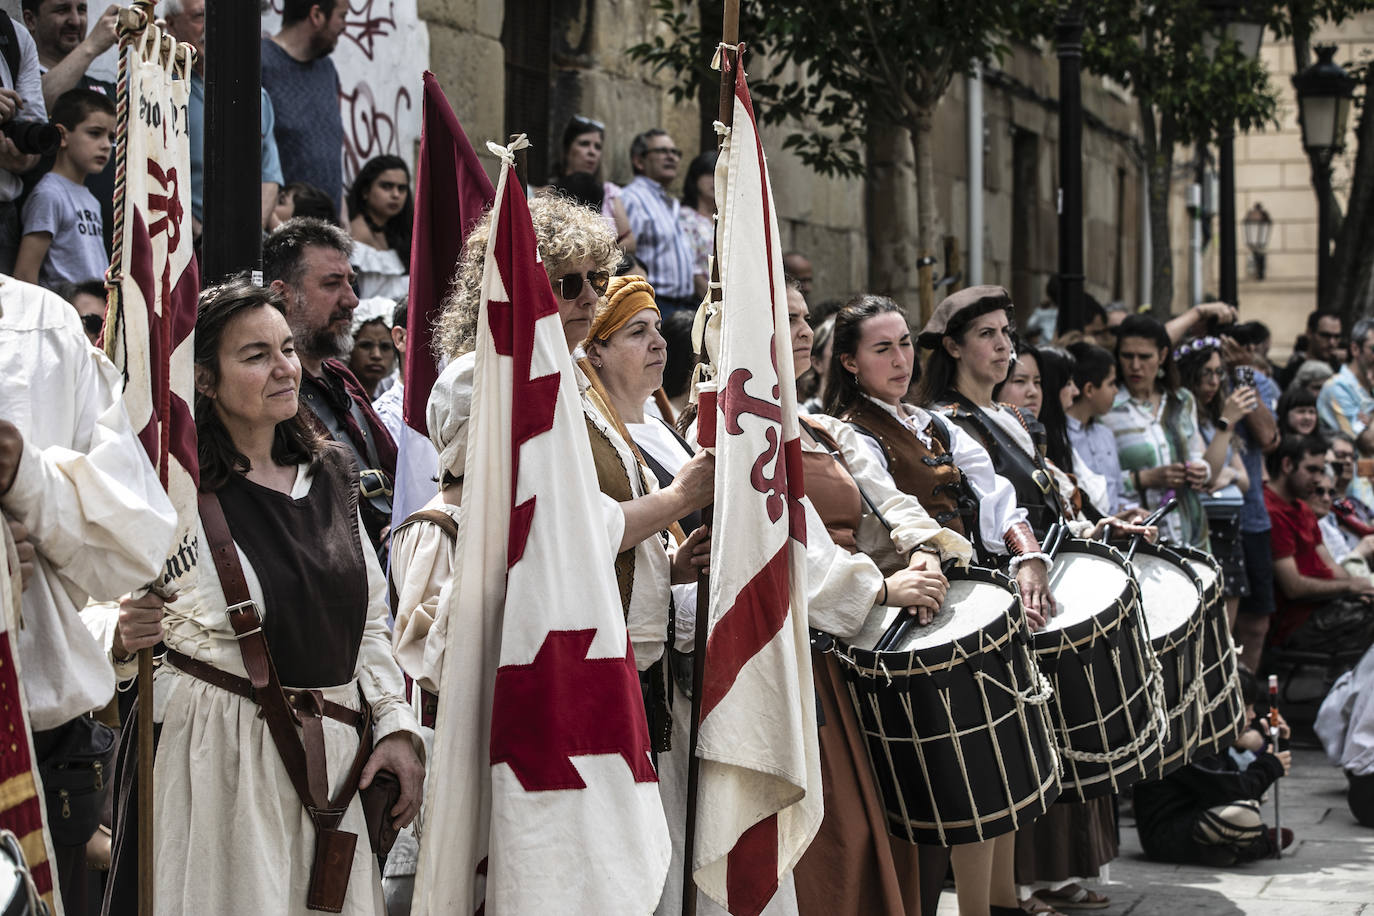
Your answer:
[1170,544,1246,755]
[835,566,1060,846]
[1038,539,1163,800]
[1129,541,1208,777]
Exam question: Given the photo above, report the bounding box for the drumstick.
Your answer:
[1269,673,1282,859]
[1126,498,1179,561]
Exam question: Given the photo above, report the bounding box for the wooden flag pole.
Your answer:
[681,4,739,914]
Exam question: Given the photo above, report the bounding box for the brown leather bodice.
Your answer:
[585,414,636,619]
[841,399,967,537]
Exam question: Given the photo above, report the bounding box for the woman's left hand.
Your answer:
[669,525,711,584]
[1016,558,1056,630]
[360,732,426,831]
[1089,517,1158,543]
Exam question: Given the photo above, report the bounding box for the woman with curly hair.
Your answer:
[347,155,413,300]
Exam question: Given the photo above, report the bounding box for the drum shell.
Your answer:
[1037,539,1163,801]
[835,566,1061,846]
[1131,541,1207,779]
[1170,544,1246,755]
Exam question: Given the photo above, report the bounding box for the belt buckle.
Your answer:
[359,469,393,499]
[1032,468,1054,494]
[225,599,262,636]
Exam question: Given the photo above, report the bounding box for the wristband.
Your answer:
[879,581,889,605]
[1216,416,1231,432]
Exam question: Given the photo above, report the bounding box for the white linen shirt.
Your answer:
[0,275,177,729]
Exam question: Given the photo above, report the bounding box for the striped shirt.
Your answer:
[620,176,695,300]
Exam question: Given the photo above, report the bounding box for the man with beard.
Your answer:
[264,218,396,551]
[261,0,347,213]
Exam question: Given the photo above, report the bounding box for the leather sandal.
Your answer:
[1037,884,1110,910]
[1020,895,1068,916]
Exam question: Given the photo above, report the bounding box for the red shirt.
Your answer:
[1264,483,1335,643]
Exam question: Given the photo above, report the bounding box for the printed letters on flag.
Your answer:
[104,25,200,595]
[411,137,670,915]
[690,55,821,916]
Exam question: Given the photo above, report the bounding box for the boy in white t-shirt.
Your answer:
[14,88,113,290]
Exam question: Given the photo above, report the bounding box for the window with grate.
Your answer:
[503,0,553,183]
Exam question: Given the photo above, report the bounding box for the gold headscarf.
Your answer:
[587,275,659,344]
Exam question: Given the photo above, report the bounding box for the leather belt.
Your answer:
[165,650,365,729]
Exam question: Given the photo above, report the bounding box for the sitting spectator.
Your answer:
[1134,668,1293,865]
[620,128,695,314]
[1066,342,1126,516]
[54,276,104,344]
[1319,316,1374,450]
[1328,432,1374,526]
[347,296,397,400]
[23,0,116,251]
[347,154,411,300]
[1278,386,1320,437]
[262,0,347,211]
[1315,642,1374,827]
[551,114,634,256]
[272,180,338,226]
[1291,358,1334,398]
[15,88,111,289]
[679,150,716,301]
[1265,434,1374,650]
[1309,467,1374,578]
[1279,308,1344,390]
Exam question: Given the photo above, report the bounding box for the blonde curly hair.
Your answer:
[433,194,621,359]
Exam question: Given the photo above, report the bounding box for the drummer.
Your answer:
[820,293,1054,916]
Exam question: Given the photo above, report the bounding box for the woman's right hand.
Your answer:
[114,591,168,659]
[1016,558,1055,630]
[883,567,948,626]
[671,450,715,512]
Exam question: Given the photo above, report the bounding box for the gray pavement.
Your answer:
[937,747,1374,915]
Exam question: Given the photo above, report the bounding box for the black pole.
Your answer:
[1316,154,1333,308]
[1218,127,1238,305]
[203,4,262,282]
[1055,6,1085,336]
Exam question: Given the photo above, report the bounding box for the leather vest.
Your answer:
[585,415,636,620]
[938,391,1066,539]
[798,421,864,553]
[841,399,968,538]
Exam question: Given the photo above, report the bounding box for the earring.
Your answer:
[1157,367,1165,379]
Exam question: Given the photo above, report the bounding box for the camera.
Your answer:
[1,119,60,156]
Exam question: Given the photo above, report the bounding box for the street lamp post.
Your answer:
[1204,0,1266,307]
[1293,45,1356,308]
[1055,5,1085,336]
[1243,202,1272,280]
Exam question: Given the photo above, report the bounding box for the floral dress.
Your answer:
[1102,386,1211,550]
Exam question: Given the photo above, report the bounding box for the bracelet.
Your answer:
[1007,551,1053,576]
[879,581,889,605]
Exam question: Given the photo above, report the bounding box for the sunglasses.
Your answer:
[556,269,610,301]
[81,314,104,337]
[1313,487,1335,497]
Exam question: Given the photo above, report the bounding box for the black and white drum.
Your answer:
[1170,544,1246,755]
[1038,539,1163,800]
[835,566,1060,846]
[1131,542,1208,777]
[0,830,44,916]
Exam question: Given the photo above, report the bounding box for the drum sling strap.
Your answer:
[197,491,375,913]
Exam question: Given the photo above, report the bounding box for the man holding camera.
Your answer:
[0,13,47,274]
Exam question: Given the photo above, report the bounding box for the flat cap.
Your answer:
[917,285,1012,349]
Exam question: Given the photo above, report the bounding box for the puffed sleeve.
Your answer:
[809,414,974,568]
[945,422,1028,557]
[1,344,177,601]
[802,496,884,640]
[390,510,462,693]
[355,513,423,748]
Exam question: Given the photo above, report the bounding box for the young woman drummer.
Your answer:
[823,293,1055,916]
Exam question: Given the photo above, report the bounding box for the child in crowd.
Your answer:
[1133,669,1294,866]
[14,89,115,290]
[1065,342,1128,515]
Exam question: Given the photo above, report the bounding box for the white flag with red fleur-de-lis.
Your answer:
[411,136,671,916]
[690,51,820,916]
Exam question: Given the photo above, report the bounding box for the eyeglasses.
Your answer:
[81,314,104,337]
[556,269,610,301]
[1200,368,1226,380]
[645,147,683,158]
[1313,487,1335,497]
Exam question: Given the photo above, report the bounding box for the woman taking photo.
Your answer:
[113,280,425,915]
[1102,314,1214,548]
[347,155,413,300]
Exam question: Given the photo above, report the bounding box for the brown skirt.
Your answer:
[1013,795,1118,885]
[794,651,922,916]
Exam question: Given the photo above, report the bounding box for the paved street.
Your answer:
[937,747,1374,915]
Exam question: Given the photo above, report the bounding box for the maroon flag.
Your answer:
[403,72,496,437]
